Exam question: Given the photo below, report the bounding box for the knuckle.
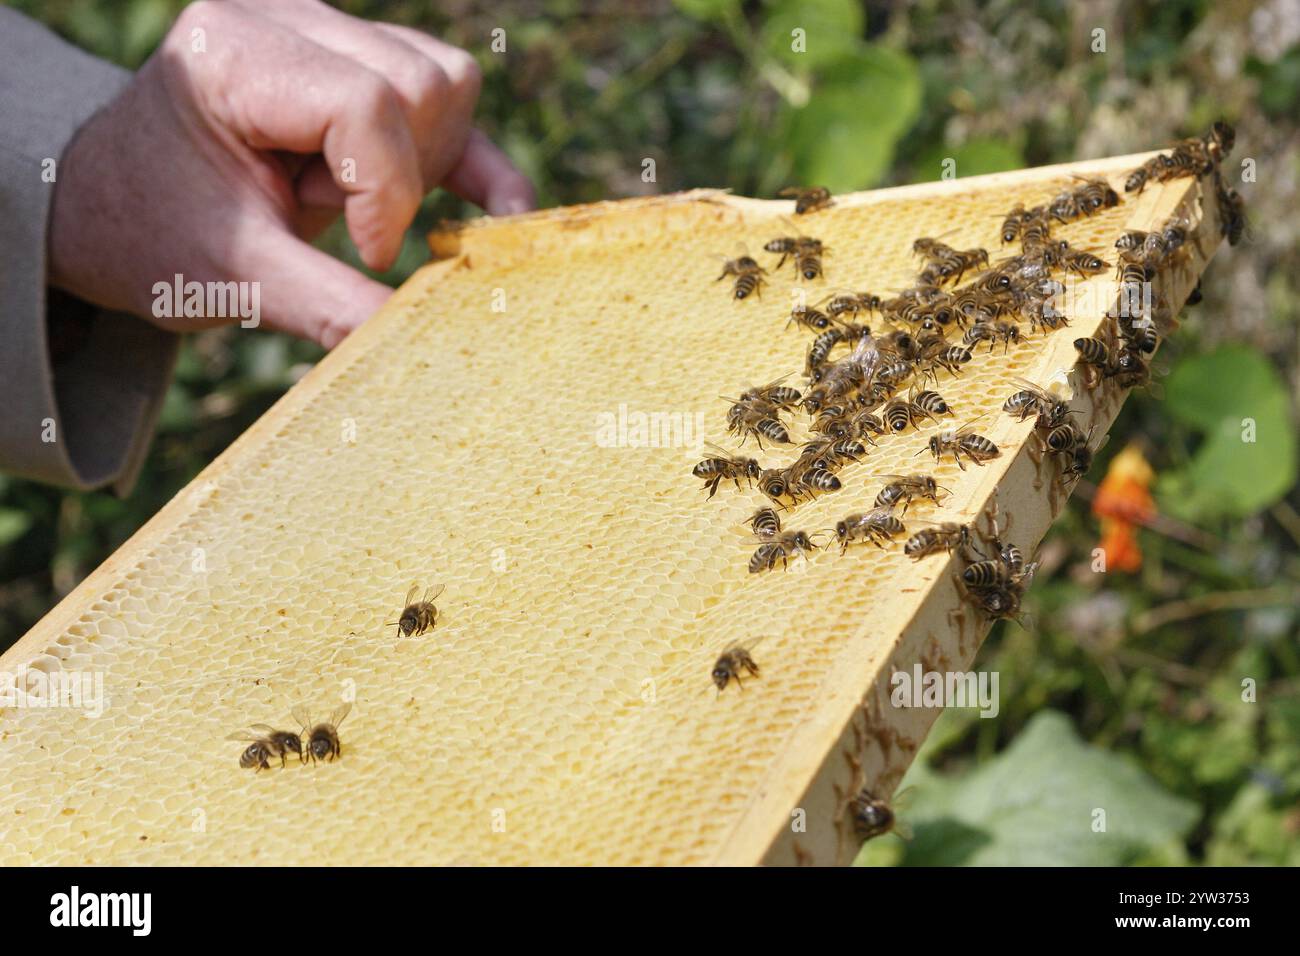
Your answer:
[441,50,482,99]
[401,57,450,108]
[356,70,402,119]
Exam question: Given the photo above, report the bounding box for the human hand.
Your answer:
[48,0,535,348]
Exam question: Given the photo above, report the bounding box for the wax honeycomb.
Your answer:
[0,154,1218,865]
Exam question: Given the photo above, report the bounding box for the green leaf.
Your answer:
[121,0,177,67]
[858,711,1199,866]
[787,45,922,192]
[760,0,864,71]
[0,508,34,547]
[671,0,739,23]
[1156,346,1297,520]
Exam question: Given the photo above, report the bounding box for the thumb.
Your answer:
[249,230,395,348]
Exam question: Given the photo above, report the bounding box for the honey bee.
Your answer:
[802,437,868,470]
[955,505,1036,621]
[922,344,973,379]
[1041,422,1106,482]
[1124,163,1153,195]
[915,241,989,286]
[1068,176,1121,215]
[764,234,824,270]
[820,290,879,320]
[693,443,762,498]
[806,328,844,374]
[963,321,1021,354]
[833,507,906,552]
[1205,119,1235,160]
[903,522,974,560]
[388,584,445,637]
[849,788,911,841]
[757,468,797,506]
[716,255,767,300]
[1062,249,1109,278]
[780,185,832,215]
[1214,171,1246,246]
[1073,335,1112,387]
[748,507,782,539]
[293,703,352,765]
[794,244,825,282]
[1022,299,1069,334]
[784,454,842,497]
[848,408,887,440]
[999,204,1033,244]
[1106,347,1158,392]
[227,723,302,771]
[1115,230,1150,251]
[1116,311,1159,354]
[712,643,761,694]
[796,466,842,494]
[725,399,791,449]
[1002,378,1071,430]
[740,377,802,411]
[749,530,818,573]
[919,422,1000,470]
[883,396,915,433]
[228,734,275,772]
[874,474,945,514]
[787,305,832,332]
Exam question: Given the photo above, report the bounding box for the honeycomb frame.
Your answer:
[0,151,1220,865]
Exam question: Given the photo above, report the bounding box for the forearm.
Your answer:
[0,9,177,492]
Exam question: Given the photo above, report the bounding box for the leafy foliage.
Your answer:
[1159,347,1297,520]
[857,711,1199,866]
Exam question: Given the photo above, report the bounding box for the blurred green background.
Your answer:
[1,0,1297,865]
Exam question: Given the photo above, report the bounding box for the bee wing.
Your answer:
[328,701,353,728]
[248,723,278,736]
[290,704,313,732]
[702,440,741,460]
[429,584,446,602]
[225,732,262,743]
[756,372,794,393]
[1008,376,1052,399]
[404,583,421,608]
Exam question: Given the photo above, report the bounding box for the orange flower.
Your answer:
[1092,445,1155,573]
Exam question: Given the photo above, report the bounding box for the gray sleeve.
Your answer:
[0,9,178,494]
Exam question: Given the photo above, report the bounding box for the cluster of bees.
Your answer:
[227,584,444,772]
[700,124,1244,845]
[228,703,352,772]
[699,170,1138,582]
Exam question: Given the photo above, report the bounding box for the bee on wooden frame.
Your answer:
[779,185,833,215]
[918,421,1000,471]
[749,530,820,573]
[693,443,762,499]
[712,642,762,694]
[293,702,352,765]
[873,474,947,514]
[831,507,906,553]
[850,788,912,841]
[715,253,767,300]
[388,584,445,637]
[227,722,302,772]
[1002,377,1072,431]
[903,522,975,561]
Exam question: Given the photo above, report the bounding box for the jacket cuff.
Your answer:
[0,10,178,494]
